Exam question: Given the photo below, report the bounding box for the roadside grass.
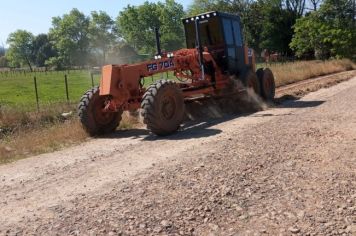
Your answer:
[0,59,355,163]
[265,59,356,87]
[0,104,142,164]
[0,119,88,164]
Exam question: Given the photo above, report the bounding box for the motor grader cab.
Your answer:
[78,11,275,136]
[183,11,253,75]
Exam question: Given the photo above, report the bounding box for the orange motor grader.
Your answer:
[78,11,275,136]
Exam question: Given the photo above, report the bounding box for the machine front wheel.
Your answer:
[78,86,122,136]
[141,80,185,136]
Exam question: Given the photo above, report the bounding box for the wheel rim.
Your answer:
[93,96,115,125]
[161,93,176,120]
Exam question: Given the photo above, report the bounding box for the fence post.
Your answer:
[90,72,94,87]
[33,76,40,111]
[64,74,69,104]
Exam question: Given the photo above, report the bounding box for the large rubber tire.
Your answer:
[256,68,275,101]
[241,68,261,95]
[141,80,185,136]
[78,86,122,136]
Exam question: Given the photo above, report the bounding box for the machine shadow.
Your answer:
[104,115,242,141]
[275,95,325,108]
[105,117,233,140]
[280,100,325,108]
[102,96,325,140]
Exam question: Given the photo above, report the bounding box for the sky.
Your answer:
[0,0,192,47]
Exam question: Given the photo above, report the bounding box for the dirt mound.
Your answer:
[185,89,268,121]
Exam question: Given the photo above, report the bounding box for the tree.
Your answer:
[31,34,56,67]
[49,8,90,67]
[290,0,355,58]
[188,0,235,15]
[0,56,8,67]
[285,0,306,16]
[187,0,299,55]
[6,30,34,70]
[260,5,298,55]
[158,0,186,51]
[0,45,5,57]
[244,0,266,53]
[116,0,185,55]
[106,42,140,64]
[89,11,116,65]
[309,0,323,11]
[188,0,252,20]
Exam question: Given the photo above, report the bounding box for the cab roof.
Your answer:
[182,11,241,24]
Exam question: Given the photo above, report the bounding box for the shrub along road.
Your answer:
[0,74,356,235]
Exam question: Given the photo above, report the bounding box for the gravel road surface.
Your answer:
[1,73,355,235]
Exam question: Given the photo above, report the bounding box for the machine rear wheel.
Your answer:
[78,86,122,136]
[141,80,185,136]
[256,68,275,101]
[241,69,261,95]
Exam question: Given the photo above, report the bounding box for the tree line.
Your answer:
[0,0,354,70]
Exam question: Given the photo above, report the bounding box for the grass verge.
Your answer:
[1,59,355,164]
[268,59,356,87]
[0,104,141,164]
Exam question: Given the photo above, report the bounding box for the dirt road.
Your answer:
[1,73,356,235]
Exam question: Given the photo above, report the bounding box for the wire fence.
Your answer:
[0,56,299,111]
[0,69,101,111]
[0,68,172,112]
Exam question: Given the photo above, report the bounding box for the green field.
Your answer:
[0,70,174,110]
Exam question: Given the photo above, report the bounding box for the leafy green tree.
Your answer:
[188,0,234,15]
[243,0,266,53]
[260,5,297,55]
[89,11,116,65]
[188,0,299,55]
[6,30,34,70]
[31,34,57,67]
[107,42,140,64]
[117,0,185,55]
[0,56,8,67]
[0,45,5,57]
[290,0,355,59]
[242,0,299,55]
[49,8,90,67]
[285,0,307,16]
[309,0,323,11]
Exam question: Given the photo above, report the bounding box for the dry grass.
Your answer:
[1,59,355,164]
[0,103,73,132]
[0,119,88,164]
[269,59,356,87]
[0,106,141,164]
[0,103,85,163]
